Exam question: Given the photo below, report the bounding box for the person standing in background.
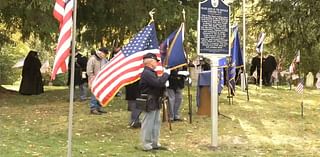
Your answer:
[263,54,277,86]
[77,51,88,101]
[125,80,142,128]
[250,54,264,84]
[87,47,109,115]
[167,67,188,121]
[67,50,88,101]
[19,50,44,95]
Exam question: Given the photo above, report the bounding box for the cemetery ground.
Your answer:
[0,84,320,157]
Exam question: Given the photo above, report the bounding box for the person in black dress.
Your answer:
[19,50,44,95]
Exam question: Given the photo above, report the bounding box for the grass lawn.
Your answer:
[0,84,320,157]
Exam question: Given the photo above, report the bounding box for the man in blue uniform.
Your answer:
[167,67,188,121]
[139,53,170,151]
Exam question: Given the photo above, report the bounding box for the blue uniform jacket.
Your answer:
[139,66,169,111]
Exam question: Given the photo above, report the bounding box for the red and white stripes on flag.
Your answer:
[92,49,161,106]
[289,50,300,74]
[295,80,304,94]
[51,0,74,80]
[91,23,162,106]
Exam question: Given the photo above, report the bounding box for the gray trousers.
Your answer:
[127,100,141,124]
[79,83,88,100]
[167,88,183,120]
[141,109,161,150]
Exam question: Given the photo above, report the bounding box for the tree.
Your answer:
[249,0,320,74]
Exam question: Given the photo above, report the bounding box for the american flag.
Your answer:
[289,50,301,74]
[51,0,74,80]
[91,23,161,106]
[295,80,304,94]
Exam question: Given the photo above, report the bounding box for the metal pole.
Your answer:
[260,52,263,88]
[210,57,219,147]
[67,0,77,156]
[242,0,249,101]
[241,0,246,91]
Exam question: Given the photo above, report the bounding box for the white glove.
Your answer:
[178,70,190,76]
[165,80,170,87]
[163,68,171,75]
[186,77,192,85]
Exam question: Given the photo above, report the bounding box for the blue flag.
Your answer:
[160,23,187,68]
[218,58,227,94]
[160,30,176,62]
[228,26,243,95]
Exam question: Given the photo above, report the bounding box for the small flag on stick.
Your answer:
[295,79,304,94]
[289,50,301,74]
[256,32,266,54]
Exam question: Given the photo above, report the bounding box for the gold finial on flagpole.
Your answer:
[182,9,186,22]
[148,8,156,24]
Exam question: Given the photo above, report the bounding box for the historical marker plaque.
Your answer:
[198,0,230,57]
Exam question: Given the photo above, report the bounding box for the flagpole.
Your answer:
[67,0,77,156]
[242,0,249,101]
[301,94,304,117]
[182,9,193,124]
[259,52,263,88]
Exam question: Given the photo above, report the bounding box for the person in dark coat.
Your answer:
[167,67,187,121]
[125,80,141,128]
[250,54,265,84]
[19,50,44,95]
[67,51,88,101]
[139,53,170,151]
[262,55,277,86]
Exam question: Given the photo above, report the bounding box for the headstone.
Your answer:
[306,72,314,87]
[240,73,246,91]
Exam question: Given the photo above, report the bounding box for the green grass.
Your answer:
[1,84,320,157]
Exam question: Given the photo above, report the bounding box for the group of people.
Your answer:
[19,48,189,151]
[85,48,189,150]
[86,49,189,151]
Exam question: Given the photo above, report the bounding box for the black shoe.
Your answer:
[90,109,102,115]
[174,118,183,121]
[98,109,107,113]
[153,146,168,150]
[130,122,141,128]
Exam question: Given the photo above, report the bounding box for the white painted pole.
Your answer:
[210,58,219,147]
[260,51,263,88]
[67,0,77,156]
[242,0,246,92]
